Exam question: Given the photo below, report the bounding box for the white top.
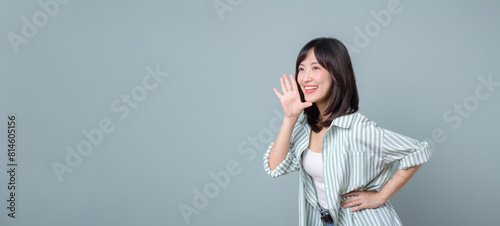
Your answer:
[302,148,328,209]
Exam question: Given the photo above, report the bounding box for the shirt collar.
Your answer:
[298,111,356,129]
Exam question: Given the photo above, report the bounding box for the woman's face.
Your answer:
[297,49,333,107]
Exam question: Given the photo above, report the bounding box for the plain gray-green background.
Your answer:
[1,0,499,225]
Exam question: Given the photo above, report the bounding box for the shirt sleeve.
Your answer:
[379,127,433,170]
[263,137,300,178]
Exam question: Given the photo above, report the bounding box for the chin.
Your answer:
[304,96,317,103]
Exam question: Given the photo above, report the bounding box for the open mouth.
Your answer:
[304,86,318,94]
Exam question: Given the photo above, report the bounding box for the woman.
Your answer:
[263,37,432,225]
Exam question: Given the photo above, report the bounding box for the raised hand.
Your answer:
[273,74,313,120]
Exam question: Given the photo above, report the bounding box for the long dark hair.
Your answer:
[295,37,359,132]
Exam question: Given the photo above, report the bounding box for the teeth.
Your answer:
[305,87,318,90]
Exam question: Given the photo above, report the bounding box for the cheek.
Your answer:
[321,74,333,88]
[296,74,303,85]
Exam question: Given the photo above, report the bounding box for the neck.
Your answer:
[316,101,330,122]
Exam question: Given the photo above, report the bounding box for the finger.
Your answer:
[341,192,355,197]
[342,199,360,208]
[273,87,282,99]
[350,202,367,212]
[350,205,364,212]
[301,100,312,107]
[290,74,299,93]
[343,202,358,208]
[341,192,357,197]
[280,76,288,93]
[341,196,361,206]
[284,74,293,92]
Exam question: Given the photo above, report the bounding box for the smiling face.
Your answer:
[297,48,333,108]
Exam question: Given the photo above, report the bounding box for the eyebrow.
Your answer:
[299,62,320,66]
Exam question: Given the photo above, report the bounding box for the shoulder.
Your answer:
[345,113,385,150]
[331,112,378,130]
[349,112,379,127]
[343,112,383,138]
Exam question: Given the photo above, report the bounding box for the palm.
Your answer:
[273,74,312,118]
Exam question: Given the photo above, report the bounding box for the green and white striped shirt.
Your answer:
[263,111,432,225]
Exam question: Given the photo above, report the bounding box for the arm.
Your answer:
[268,116,298,170]
[378,164,421,202]
[263,115,301,178]
[263,74,312,177]
[341,121,432,212]
[340,164,422,212]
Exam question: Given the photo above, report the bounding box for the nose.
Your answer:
[302,68,312,83]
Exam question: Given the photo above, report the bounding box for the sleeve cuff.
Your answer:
[398,141,432,170]
[263,142,296,178]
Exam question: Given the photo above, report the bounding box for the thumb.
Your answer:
[302,101,313,109]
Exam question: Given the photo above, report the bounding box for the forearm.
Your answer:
[268,116,298,170]
[378,164,422,202]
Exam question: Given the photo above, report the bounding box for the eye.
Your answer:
[313,66,320,70]
[298,67,304,71]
